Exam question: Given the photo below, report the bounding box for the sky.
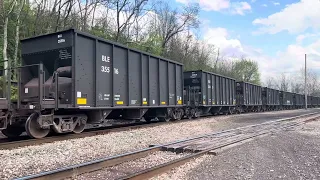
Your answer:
[173,0,320,83]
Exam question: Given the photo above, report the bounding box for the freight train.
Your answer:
[0,29,318,139]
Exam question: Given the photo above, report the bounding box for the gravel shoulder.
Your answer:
[74,151,189,180]
[0,109,318,179]
[154,119,320,180]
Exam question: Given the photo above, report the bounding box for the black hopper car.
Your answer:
[236,81,262,112]
[183,70,236,117]
[0,29,318,138]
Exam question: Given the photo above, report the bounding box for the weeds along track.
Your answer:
[14,112,320,180]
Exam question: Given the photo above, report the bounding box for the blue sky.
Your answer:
[173,0,320,83]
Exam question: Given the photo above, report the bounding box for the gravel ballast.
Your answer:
[0,109,318,179]
[153,119,320,180]
[75,151,188,180]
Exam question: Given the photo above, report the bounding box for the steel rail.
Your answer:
[0,111,241,150]
[14,112,319,180]
[0,120,183,150]
[119,115,320,180]
[1,110,317,150]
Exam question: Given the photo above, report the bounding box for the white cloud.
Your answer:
[175,0,230,11]
[244,37,320,83]
[202,27,245,56]
[251,0,256,2]
[202,26,320,83]
[253,0,320,34]
[176,0,190,4]
[295,33,320,44]
[176,0,251,15]
[273,2,280,6]
[230,2,252,15]
[262,41,320,80]
[261,4,267,7]
[199,0,230,11]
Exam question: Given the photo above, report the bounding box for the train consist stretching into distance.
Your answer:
[0,29,318,139]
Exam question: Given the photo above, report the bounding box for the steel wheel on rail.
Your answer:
[1,125,24,138]
[73,116,87,134]
[175,109,183,120]
[25,112,50,139]
[73,123,86,134]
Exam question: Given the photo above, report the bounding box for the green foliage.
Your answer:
[10,83,17,100]
[89,26,115,41]
[233,59,261,85]
[0,0,262,88]
[211,58,261,85]
[0,37,3,63]
[0,76,18,100]
[132,33,164,56]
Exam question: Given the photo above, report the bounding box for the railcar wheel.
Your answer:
[173,109,183,120]
[73,117,86,134]
[2,125,24,138]
[186,108,193,119]
[73,123,86,134]
[193,110,200,118]
[25,113,50,139]
[178,109,184,120]
[229,107,235,115]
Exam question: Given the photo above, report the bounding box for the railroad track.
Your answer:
[0,119,191,150]
[1,109,316,150]
[14,112,320,180]
[1,113,226,150]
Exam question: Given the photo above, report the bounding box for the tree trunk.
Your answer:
[13,0,26,80]
[3,17,9,77]
[13,18,20,69]
[2,0,17,97]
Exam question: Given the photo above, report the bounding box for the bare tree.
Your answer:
[112,0,148,42]
[77,0,99,31]
[213,48,221,70]
[62,0,76,28]
[306,71,318,95]
[265,77,277,89]
[154,2,199,51]
[2,0,17,77]
[13,0,26,73]
[279,73,290,92]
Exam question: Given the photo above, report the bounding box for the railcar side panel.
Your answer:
[262,88,280,105]
[149,57,159,106]
[184,70,235,107]
[75,35,95,107]
[307,96,312,105]
[201,72,207,105]
[236,82,262,106]
[216,76,220,105]
[294,93,304,106]
[128,51,141,106]
[141,55,149,106]
[20,29,183,110]
[212,75,216,104]
[168,62,175,105]
[159,60,168,106]
[176,65,183,105]
[113,46,128,106]
[96,41,112,107]
[207,73,212,105]
[280,91,294,105]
